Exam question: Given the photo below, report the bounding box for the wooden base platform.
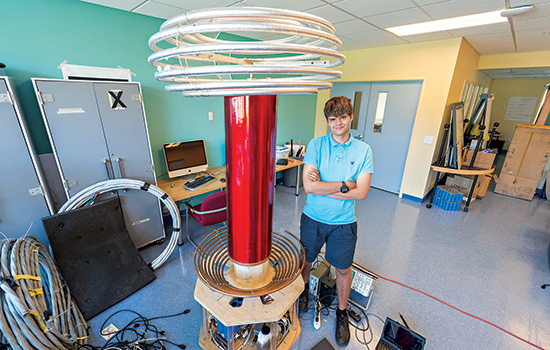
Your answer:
[194,277,303,350]
[194,278,303,326]
[197,321,301,350]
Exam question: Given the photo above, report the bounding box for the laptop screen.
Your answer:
[383,318,425,350]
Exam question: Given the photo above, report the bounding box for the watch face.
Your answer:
[341,183,349,193]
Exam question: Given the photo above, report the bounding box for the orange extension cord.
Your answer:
[353,262,546,350]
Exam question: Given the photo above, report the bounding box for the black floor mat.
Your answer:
[311,338,336,350]
[43,197,156,320]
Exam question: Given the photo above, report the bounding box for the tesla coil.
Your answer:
[148,7,345,350]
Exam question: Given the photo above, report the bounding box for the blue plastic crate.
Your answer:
[433,195,461,211]
[435,186,463,203]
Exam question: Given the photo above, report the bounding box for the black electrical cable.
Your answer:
[71,308,190,350]
[346,305,386,350]
[148,308,191,322]
[298,291,386,350]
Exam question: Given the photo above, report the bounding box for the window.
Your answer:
[461,82,489,121]
[372,92,388,133]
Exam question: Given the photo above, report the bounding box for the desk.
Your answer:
[427,164,494,212]
[157,158,303,202]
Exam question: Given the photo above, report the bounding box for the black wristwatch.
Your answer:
[340,181,349,193]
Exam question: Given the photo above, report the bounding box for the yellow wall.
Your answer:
[479,51,550,69]
[314,89,330,138]
[323,38,464,198]
[489,78,549,148]
[434,39,493,191]
[446,40,493,110]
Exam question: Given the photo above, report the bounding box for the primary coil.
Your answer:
[194,227,304,297]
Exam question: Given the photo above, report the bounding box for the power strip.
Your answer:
[314,300,321,330]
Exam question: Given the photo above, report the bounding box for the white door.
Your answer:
[331,81,422,193]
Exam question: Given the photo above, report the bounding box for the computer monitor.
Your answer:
[163,140,208,178]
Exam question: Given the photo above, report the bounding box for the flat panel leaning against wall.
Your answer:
[0,76,54,244]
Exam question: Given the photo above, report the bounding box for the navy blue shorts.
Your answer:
[300,213,357,269]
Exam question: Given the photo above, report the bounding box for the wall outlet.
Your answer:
[424,136,433,144]
[28,187,41,196]
[208,112,214,121]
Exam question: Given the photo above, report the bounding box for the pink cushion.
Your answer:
[189,191,227,226]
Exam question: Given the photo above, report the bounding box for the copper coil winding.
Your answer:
[194,226,305,297]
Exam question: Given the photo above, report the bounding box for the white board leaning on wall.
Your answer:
[504,96,538,122]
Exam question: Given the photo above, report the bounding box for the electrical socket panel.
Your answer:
[309,260,330,296]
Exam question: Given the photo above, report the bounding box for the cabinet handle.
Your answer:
[115,157,125,178]
[115,157,128,192]
[102,159,112,180]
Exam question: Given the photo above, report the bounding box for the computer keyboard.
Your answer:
[183,175,216,191]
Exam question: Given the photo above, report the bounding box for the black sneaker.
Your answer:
[299,284,309,312]
[335,308,350,346]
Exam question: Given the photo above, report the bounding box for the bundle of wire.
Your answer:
[73,309,190,350]
[0,235,88,349]
[58,179,181,270]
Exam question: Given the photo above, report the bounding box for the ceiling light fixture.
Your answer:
[386,5,533,36]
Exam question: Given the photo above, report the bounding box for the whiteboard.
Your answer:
[504,96,538,122]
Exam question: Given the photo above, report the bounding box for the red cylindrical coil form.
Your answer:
[224,95,278,264]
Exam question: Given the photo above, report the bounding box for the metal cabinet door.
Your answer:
[93,82,164,247]
[0,78,51,243]
[33,79,114,201]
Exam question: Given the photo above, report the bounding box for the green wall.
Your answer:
[1,0,317,178]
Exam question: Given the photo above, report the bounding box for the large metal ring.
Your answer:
[148,7,345,96]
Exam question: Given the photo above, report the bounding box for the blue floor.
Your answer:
[87,164,550,350]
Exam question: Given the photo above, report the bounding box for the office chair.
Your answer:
[182,190,227,247]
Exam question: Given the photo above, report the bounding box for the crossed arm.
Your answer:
[302,163,372,200]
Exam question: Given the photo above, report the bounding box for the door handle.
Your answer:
[102,159,112,180]
[114,157,127,192]
[115,157,125,178]
[354,134,363,140]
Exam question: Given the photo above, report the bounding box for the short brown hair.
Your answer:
[324,96,353,119]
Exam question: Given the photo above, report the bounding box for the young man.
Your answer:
[299,96,373,346]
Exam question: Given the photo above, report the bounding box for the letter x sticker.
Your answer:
[108,90,127,109]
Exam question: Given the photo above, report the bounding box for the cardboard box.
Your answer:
[476,174,492,198]
[494,125,550,201]
[445,174,482,202]
[462,149,496,169]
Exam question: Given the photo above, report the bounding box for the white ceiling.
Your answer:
[482,67,550,78]
[80,0,550,77]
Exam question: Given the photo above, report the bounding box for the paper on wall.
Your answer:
[504,96,538,122]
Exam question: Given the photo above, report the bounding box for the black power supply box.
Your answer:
[348,309,361,323]
[319,274,336,307]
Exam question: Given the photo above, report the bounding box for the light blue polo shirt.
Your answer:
[302,133,373,225]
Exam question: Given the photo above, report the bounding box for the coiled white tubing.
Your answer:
[58,179,180,270]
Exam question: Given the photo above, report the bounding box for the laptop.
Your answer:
[375,318,426,350]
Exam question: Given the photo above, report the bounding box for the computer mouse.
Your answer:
[220,178,226,183]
